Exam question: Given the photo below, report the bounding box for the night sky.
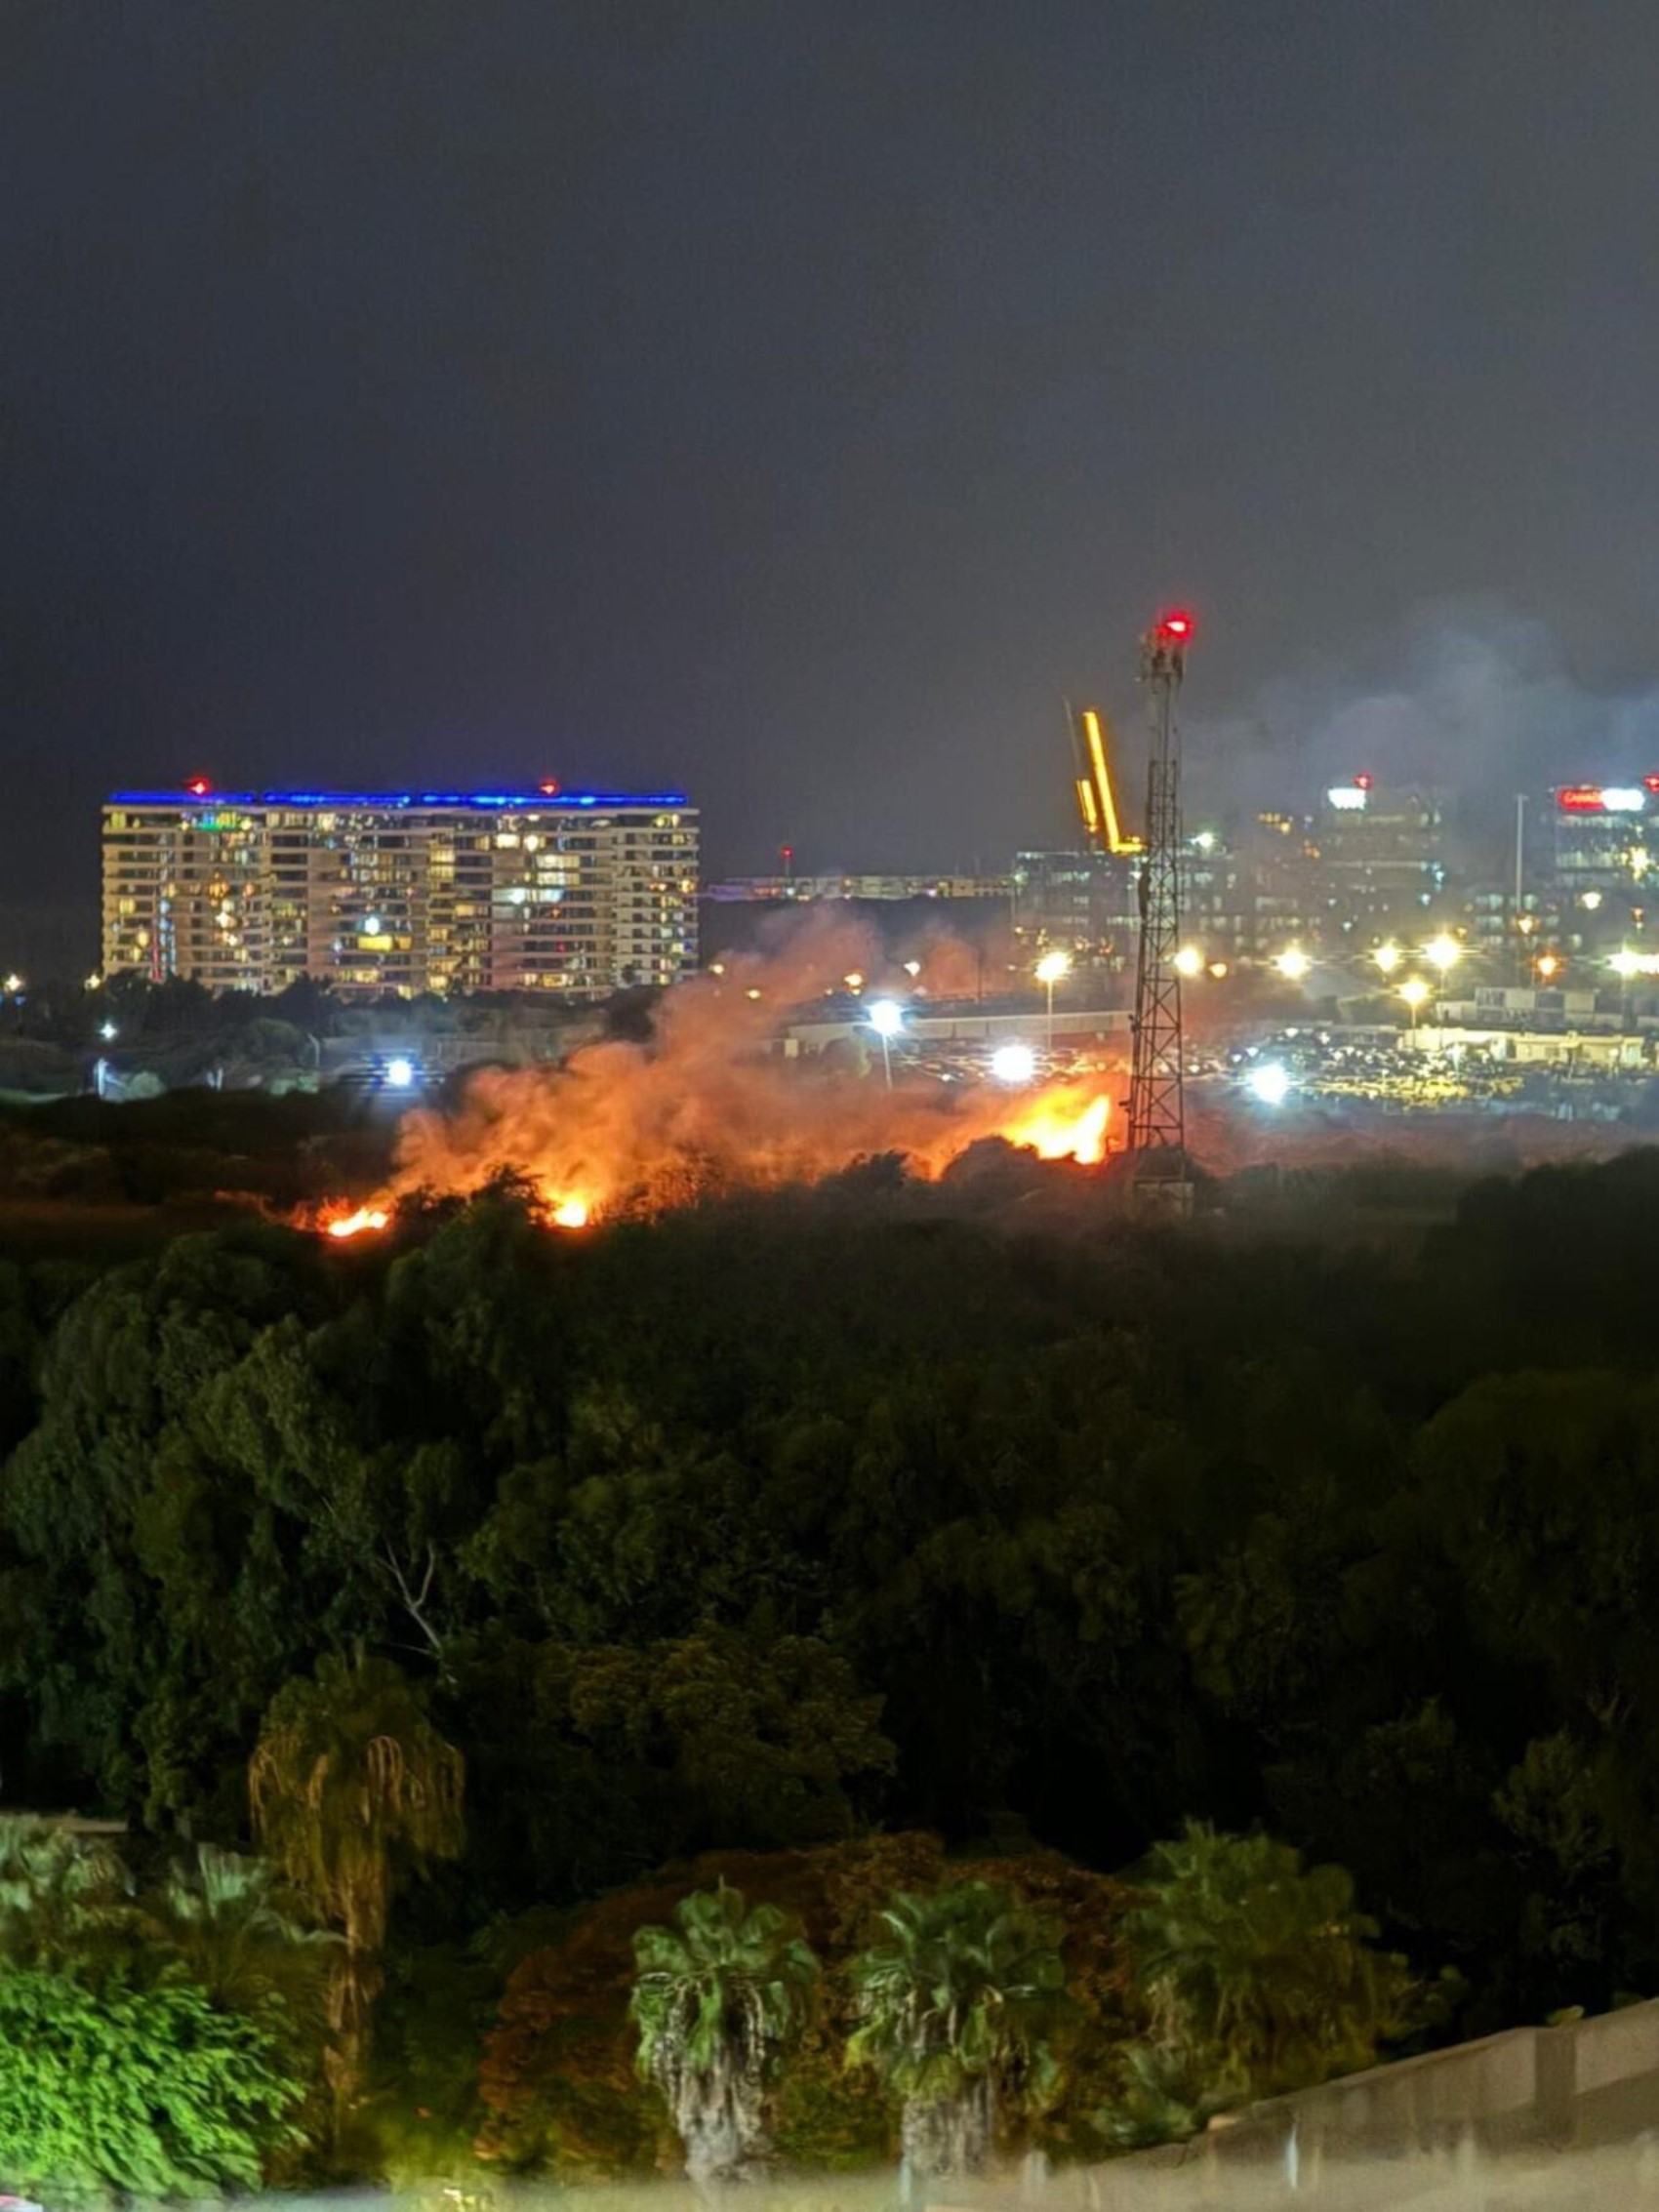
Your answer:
[8,1,1659,968]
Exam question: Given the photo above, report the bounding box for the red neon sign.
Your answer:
[1558,786,1605,812]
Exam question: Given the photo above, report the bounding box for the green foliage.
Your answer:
[19,1153,1659,2174]
[846,1882,1066,2173]
[0,1965,303,2203]
[628,1882,818,2180]
[1118,1824,1419,2114]
[251,1651,465,2115]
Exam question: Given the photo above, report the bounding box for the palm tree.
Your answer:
[1119,1823,1415,2109]
[628,1881,819,2184]
[249,1652,464,2120]
[148,1843,338,2054]
[0,1814,132,1968]
[845,1881,1066,2179]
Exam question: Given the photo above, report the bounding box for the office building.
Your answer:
[101,786,699,999]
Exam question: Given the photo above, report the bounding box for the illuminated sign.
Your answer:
[1557,784,1651,814]
[1326,785,1368,811]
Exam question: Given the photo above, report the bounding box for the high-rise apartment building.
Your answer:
[101,787,699,999]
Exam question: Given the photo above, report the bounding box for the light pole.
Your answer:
[1034,948,1071,1054]
[1399,976,1430,1033]
[868,997,903,1088]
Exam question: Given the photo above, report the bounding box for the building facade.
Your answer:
[101,787,699,999]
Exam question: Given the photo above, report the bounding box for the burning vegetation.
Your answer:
[313,920,1114,1239]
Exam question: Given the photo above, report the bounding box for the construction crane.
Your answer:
[1066,704,1143,856]
[1126,608,1195,1208]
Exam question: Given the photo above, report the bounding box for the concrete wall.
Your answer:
[1140,1998,1659,2171]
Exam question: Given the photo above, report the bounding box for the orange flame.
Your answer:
[1000,1089,1112,1166]
[321,1204,389,1239]
[303,917,1121,1242]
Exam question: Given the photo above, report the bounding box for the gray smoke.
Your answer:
[1187,602,1659,828]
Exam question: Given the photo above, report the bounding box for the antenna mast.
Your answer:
[1126,608,1194,1206]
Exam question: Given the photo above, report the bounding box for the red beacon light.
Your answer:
[1156,608,1195,643]
[539,778,560,796]
[185,776,211,798]
[1356,771,1373,790]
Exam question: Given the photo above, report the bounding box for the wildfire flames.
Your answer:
[311,919,1116,1240]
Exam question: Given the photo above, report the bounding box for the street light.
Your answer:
[1424,933,1463,975]
[1246,1061,1292,1106]
[1535,952,1560,983]
[1172,945,1204,978]
[868,997,904,1088]
[2,974,22,996]
[1398,976,1431,1030]
[1274,945,1312,983]
[1372,941,1402,977]
[990,1041,1036,1086]
[1034,948,1071,1051]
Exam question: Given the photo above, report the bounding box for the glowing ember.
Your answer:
[323,1205,389,1239]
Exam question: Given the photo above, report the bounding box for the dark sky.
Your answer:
[7,0,1659,965]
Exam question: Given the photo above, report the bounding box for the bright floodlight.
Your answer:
[1536,953,1560,980]
[1424,932,1462,973]
[1172,944,1204,978]
[100,1021,118,1042]
[1372,941,1402,976]
[1610,949,1641,980]
[1034,949,1072,986]
[1246,1061,1292,1106]
[1398,976,1431,1008]
[2,974,22,995]
[1274,945,1312,982]
[384,1056,416,1089]
[868,998,904,1038]
[990,1041,1037,1086]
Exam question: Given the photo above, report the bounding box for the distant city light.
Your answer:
[100,1021,118,1042]
[364,914,383,936]
[1246,1062,1292,1106]
[1192,829,1217,854]
[1535,953,1560,981]
[1326,784,1369,811]
[990,1042,1037,1086]
[843,971,865,992]
[84,971,103,991]
[384,1057,416,1089]
[868,998,904,1038]
[2,974,21,995]
[903,959,922,978]
[1172,944,1204,978]
[1581,891,1603,910]
[1603,787,1647,812]
[1273,945,1312,982]
[1208,959,1230,979]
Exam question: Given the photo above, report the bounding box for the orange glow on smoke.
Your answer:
[303,918,1120,1243]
